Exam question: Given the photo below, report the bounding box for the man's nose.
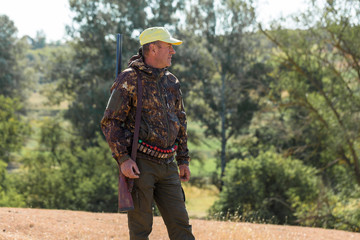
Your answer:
[170,46,176,54]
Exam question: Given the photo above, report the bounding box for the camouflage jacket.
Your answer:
[100,55,190,166]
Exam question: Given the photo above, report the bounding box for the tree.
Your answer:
[0,15,33,101]
[0,96,28,207]
[175,0,261,184]
[30,30,47,49]
[0,96,30,163]
[0,15,19,97]
[0,159,25,207]
[259,0,360,186]
[16,119,119,212]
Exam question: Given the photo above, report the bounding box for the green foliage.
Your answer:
[259,0,360,185]
[15,125,118,212]
[30,31,47,49]
[0,96,30,163]
[0,15,18,97]
[64,86,109,143]
[210,150,319,224]
[0,160,26,207]
[0,15,34,101]
[293,183,360,231]
[175,0,264,180]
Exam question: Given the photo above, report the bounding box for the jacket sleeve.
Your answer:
[100,70,136,164]
[175,87,190,166]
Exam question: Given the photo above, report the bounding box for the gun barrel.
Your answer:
[115,33,122,77]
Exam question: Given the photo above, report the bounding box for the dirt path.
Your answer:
[0,208,359,240]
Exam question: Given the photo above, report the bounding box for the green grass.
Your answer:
[185,121,221,218]
[183,183,219,219]
[190,157,217,175]
[187,120,220,151]
[187,120,220,176]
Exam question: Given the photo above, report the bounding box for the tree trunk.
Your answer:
[220,72,227,191]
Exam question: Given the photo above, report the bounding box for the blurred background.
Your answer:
[0,0,359,232]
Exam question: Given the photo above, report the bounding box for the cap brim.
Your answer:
[162,37,182,45]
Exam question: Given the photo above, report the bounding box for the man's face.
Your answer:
[154,41,176,68]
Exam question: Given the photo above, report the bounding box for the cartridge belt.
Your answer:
[137,140,178,159]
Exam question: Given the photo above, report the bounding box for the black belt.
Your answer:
[137,140,178,159]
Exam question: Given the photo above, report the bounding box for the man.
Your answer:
[101,27,195,240]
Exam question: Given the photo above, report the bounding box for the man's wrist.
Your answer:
[177,160,190,166]
[117,154,131,165]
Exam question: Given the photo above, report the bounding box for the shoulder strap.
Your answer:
[130,68,143,161]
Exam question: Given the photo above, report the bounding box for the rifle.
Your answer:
[116,34,143,212]
[115,33,122,80]
[116,33,134,212]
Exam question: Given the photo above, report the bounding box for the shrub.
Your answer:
[0,160,26,207]
[209,150,319,224]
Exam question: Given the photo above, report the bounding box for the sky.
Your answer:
[0,0,308,42]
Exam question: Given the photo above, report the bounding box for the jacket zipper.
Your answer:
[157,78,170,147]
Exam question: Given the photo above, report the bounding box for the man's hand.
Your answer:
[121,158,140,179]
[179,164,191,182]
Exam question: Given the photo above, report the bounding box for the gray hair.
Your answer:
[142,41,161,57]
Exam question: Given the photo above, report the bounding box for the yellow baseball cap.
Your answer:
[139,27,182,46]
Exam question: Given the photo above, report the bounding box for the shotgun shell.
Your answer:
[139,145,145,152]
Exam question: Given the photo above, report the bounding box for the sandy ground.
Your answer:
[0,208,359,240]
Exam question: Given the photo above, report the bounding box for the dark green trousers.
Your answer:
[128,154,194,240]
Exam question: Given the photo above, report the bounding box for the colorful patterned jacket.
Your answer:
[100,54,190,166]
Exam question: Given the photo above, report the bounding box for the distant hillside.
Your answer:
[0,208,359,240]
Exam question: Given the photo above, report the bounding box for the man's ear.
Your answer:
[149,43,157,56]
